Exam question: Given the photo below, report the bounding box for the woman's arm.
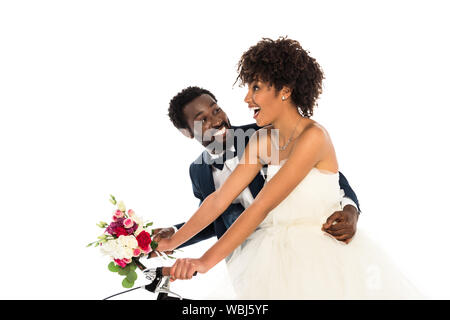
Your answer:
[201,125,330,269]
[159,131,264,251]
[170,125,332,278]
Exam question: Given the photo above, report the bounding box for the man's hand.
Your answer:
[148,227,175,258]
[321,205,359,244]
[152,227,175,242]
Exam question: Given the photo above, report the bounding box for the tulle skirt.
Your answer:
[225,224,423,300]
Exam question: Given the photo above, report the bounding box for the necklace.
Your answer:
[276,118,302,151]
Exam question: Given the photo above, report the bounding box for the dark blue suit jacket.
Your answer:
[175,123,360,248]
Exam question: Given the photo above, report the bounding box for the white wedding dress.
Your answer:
[225,162,422,299]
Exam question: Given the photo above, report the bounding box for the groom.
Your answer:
[151,86,361,254]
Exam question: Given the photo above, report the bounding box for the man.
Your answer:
[151,86,360,255]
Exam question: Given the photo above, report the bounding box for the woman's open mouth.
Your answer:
[250,106,261,119]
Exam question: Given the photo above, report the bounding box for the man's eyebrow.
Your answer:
[193,110,204,119]
[194,101,216,119]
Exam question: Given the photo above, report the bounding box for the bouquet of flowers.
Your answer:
[87,195,165,288]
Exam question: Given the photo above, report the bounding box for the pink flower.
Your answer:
[123,218,134,229]
[114,209,124,219]
[141,246,152,255]
[133,248,141,257]
[122,258,131,264]
[115,227,128,237]
[127,209,135,217]
[114,258,127,268]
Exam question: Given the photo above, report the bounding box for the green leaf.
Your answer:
[129,263,137,271]
[108,262,120,273]
[126,270,137,282]
[109,194,117,205]
[151,241,158,251]
[118,265,130,275]
[145,222,153,228]
[166,255,176,259]
[97,221,108,228]
[122,278,134,289]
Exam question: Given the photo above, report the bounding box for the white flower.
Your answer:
[131,214,144,226]
[100,234,139,260]
[118,235,138,249]
[101,239,120,258]
[122,247,134,260]
[117,201,126,212]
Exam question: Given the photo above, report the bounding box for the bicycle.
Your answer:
[103,257,196,300]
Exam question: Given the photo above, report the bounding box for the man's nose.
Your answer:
[204,117,218,129]
[211,115,223,127]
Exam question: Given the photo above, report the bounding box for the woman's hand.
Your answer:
[169,258,210,282]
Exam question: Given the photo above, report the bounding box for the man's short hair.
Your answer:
[168,86,217,130]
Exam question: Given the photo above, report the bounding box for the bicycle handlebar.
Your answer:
[133,257,198,278]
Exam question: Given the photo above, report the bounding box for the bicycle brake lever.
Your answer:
[143,267,183,299]
[155,276,183,299]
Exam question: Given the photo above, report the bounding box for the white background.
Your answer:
[0,0,449,299]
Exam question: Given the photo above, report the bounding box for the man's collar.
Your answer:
[206,144,236,160]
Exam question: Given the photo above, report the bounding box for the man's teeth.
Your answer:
[213,126,226,136]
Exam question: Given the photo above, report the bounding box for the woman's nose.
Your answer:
[244,89,252,104]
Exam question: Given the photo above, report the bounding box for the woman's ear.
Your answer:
[281,86,292,100]
[178,127,193,138]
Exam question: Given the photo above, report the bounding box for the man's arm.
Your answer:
[338,171,361,212]
[322,171,361,244]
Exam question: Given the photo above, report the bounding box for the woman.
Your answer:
[157,37,421,299]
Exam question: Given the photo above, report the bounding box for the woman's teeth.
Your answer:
[250,107,261,118]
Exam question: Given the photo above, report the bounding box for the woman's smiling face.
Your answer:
[245,80,283,127]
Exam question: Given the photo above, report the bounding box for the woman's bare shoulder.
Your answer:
[292,119,338,172]
[298,119,331,141]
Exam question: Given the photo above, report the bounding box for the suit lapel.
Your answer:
[198,151,216,197]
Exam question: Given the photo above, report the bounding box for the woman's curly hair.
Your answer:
[236,37,324,117]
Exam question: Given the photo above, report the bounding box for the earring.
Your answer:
[282,96,286,101]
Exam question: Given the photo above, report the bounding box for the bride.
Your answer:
[157,37,421,299]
